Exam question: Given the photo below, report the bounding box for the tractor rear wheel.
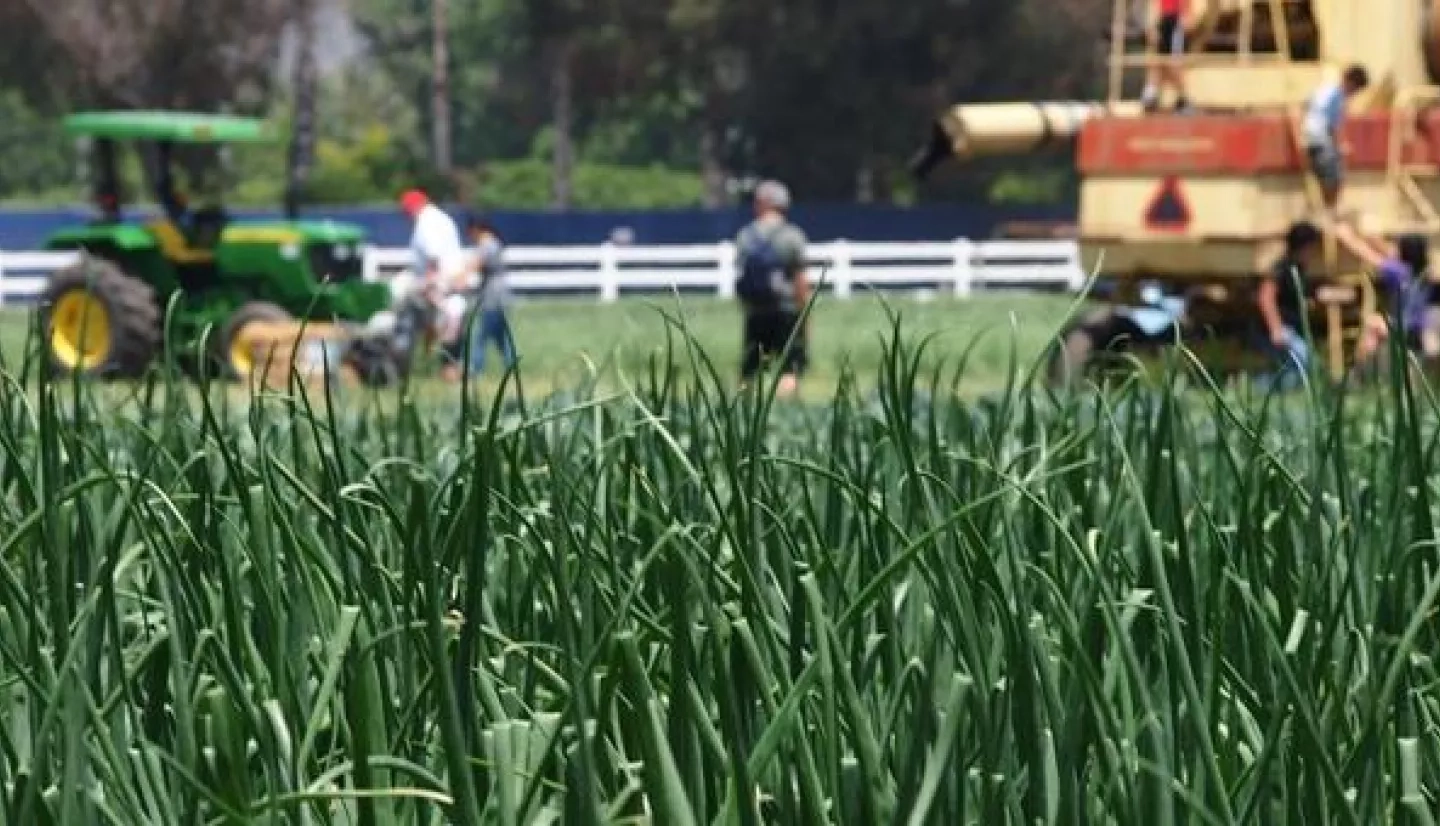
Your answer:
[42,258,161,379]
[220,301,295,382]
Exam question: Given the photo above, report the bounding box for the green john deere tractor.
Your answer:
[38,110,399,384]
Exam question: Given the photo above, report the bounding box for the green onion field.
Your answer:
[2,294,1440,824]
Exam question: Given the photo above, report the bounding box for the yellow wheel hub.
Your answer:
[49,290,112,371]
[229,325,260,379]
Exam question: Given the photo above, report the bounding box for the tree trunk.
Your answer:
[699,126,726,208]
[549,40,574,210]
[431,0,452,175]
[855,162,874,204]
[285,0,318,219]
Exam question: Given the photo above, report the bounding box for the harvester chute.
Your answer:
[911,101,1144,179]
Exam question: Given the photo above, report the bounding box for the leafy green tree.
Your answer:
[0,92,75,203]
[0,0,1115,208]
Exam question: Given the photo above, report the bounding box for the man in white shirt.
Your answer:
[399,189,472,362]
[1301,65,1369,211]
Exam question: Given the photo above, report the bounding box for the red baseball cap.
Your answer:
[400,189,428,216]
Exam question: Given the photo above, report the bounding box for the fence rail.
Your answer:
[0,239,1084,308]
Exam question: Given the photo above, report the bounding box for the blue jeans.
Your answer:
[469,307,517,375]
[1256,325,1311,392]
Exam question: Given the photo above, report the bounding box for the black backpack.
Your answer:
[735,224,788,304]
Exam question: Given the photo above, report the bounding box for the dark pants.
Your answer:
[439,305,516,375]
[468,307,517,374]
[1157,13,1184,54]
[394,294,439,362]
[741,307,807,379]
[1306,143,1342,192]
[1252,323,1311,392]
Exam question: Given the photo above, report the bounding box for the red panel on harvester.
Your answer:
[1078,112,1440,174]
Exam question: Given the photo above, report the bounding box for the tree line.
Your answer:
[0,0,1110,210]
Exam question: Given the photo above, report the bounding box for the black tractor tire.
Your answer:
[1047,310,1148,388]
[343,333,403,388]
[41,258,161,379]
[219,301,295,382]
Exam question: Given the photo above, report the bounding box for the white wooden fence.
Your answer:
[0,239,1084,307]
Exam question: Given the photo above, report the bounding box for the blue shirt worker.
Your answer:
[1301,65,1369,211]
[462,214,517,379]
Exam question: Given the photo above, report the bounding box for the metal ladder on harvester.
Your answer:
[1387,85,1440,359]
[1386,85,1440,237]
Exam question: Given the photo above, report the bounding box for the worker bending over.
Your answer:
[399,189,472,368]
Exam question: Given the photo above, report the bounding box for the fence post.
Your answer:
[831,240,852,299]
[1065,242,1086,291]
[716,240,736,299]
[361,246,380,282]
[953,238,974,298]
[598,242,620,302]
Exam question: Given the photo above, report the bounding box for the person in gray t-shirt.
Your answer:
[734,179,810,397]
[461,214,517,377]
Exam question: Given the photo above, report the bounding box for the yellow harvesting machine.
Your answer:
[914,0,1440,383]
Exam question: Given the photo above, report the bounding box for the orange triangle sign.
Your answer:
[1144,175,1191,231]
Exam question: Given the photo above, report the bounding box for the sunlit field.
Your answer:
[0,292,1081,402]
[3,291,1440,824]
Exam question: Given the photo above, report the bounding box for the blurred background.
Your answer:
[0,0,1108,247]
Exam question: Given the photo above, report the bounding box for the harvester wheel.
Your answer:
[220,301,295,382]
[41,258,160,379]
[1047,310,1145,388]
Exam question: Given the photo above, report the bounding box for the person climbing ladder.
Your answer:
[1143,0,1189,113]
[1300,65,1370,213]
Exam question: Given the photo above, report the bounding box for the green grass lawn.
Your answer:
[0,291,1084,401]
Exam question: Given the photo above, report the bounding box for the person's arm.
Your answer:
[416,223,444,287]
[1257,276,1288,345]
[731,228,749,290]
[410,239,426,279]
[793,262,811,313]
[466,240,497,290]
[483,239,503,279]
[1333,223,1409,292]
[789,230,812,328]
[411,221,433,276]
[1334,222,1387,268]
[1333,92,1351,153]
[1373,257,1411,292]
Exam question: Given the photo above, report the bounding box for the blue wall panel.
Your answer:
[0,202,1077,250]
